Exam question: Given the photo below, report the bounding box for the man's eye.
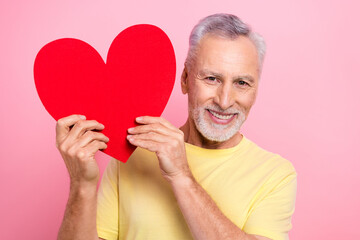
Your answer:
[206,76,217,81]
[237,80,248,86]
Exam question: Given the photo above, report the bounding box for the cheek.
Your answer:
[237,90,257,113]
[188,81,213,106]
[187,87,200,109]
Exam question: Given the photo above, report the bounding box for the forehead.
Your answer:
[195,34,259,78]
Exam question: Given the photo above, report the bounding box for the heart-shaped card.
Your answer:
[34,24,176,162]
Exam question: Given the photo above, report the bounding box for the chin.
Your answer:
[192,107,246,143]
[199,124,241,142]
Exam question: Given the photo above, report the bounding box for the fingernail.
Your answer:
[136,117,143,121]
[127,135,132,140]
[128,127,134,133]
[100,124,105,128]
[80,115,86,120]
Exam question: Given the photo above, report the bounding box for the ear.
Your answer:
[181,67,189,94]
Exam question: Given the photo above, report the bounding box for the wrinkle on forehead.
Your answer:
[195,34,260,80]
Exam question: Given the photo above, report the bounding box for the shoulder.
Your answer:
[243,136,296,176]
[241,138,297,205]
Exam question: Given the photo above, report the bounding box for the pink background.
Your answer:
[1,0,359,239]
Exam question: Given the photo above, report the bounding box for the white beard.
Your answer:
[190,104,246,142]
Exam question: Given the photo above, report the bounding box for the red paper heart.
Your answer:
[34,24,176,162]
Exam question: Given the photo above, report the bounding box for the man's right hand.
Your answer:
[56,114,109,187]
[56,114,109,240]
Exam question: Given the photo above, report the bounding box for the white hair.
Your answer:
[185,13,266,73]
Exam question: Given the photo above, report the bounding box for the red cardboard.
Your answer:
[34,24,176,162]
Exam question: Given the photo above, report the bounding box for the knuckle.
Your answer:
[76,120,85,127]
[58,144,67,153]
[100,142,107,149]
[177,134,184,141]
[99,133,108,140]
[56,119,64,127]
[82,131,90,137]
[88,120,98,125]
[67,147,76,157]
[85,131,95,138]
[93,140,101,148]
[134,126,142,132]
[170,141,177,147]
[76,150,86,159]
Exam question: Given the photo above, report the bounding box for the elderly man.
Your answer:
[57,14,296,240]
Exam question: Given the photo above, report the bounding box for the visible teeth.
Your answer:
[209,110,234,120]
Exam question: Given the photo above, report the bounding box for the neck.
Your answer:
[180,118,243,149]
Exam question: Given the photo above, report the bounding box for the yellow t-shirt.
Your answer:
[96,136,297,240]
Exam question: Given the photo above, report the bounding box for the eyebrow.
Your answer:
[199,69,223,79]
[199,69,255,84]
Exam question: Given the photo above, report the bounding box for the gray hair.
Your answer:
[185,13,266,73]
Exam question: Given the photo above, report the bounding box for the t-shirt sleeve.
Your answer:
[243,161,297,240]
[96,158,119,240]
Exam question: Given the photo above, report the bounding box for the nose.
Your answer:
[214,82,235,110]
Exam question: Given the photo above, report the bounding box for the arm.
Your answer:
[170,174,270,240]
[58,183,99,240]
[127,116,270,240]
[55,114,109,240]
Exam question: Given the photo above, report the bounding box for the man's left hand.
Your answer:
[127,116,191,181]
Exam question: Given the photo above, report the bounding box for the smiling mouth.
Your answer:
[207,109,237,120]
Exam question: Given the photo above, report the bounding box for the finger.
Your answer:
[83,140,108,155]
[127,137,159,152]
[76,131,109,148]
[67,120,105,142]
[56,114,86,142]
[135,116,178,131]
[127,131,169,144]
[128,122,176,136]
